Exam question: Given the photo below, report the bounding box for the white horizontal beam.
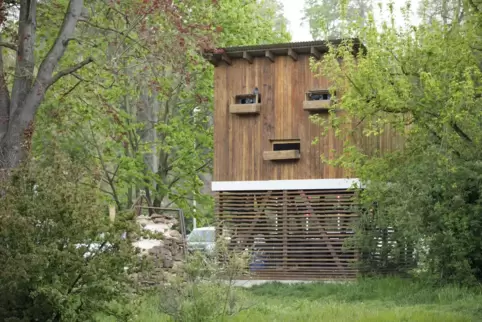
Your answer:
[212,179,362,192]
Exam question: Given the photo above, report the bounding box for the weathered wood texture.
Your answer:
[302,100,331,111]
[229,103,261,114]
[263,150,300,161]
[213,54,402,181]
[215,189,359,280]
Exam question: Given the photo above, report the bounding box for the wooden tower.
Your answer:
[205,40,399,280]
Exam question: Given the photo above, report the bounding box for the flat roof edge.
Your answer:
[203,38,361,65]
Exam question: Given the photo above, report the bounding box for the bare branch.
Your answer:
[59,80,82,101]
[87,120,122,209]
[80,18,150,51]
[72,73,115,89]
[0,41,17,51]
[34,0,85,89]
[62,38,82,46]
[451,122,473,144]
[166,160,212,191]
[49,57,93,87]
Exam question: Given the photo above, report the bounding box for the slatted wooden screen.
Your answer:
[215,189,359,280]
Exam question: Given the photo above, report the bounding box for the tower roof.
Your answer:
[204,38,362,66]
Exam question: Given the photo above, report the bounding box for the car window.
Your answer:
[188,229,215,242]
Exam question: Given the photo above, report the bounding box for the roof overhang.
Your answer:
[203,38,362,66]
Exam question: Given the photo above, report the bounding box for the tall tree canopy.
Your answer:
[303,0,372,39]
[0,0,290,221]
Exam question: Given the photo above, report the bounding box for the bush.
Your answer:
[354,147,482,285]
[0,155,146,321]
[158,241,252,322]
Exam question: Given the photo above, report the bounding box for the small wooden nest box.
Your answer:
[229,93,261,115]
[263,139,301,161]
[303,89,333,111]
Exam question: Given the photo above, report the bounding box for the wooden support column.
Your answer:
[215,191,223,241]
[283,190,288,269]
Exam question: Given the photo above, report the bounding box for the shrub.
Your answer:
[353,147,482,285]
[0,154,146,321]
[158,241,252,322]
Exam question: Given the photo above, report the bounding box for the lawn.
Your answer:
[100,277,482,322]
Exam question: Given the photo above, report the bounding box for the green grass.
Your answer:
[234,278,482,322]
[99,277,482,322]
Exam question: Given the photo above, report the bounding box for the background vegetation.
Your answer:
[1,0,482,321]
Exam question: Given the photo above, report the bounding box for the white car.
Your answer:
[187,226,216,255]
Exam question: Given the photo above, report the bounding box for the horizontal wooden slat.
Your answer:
[263,150,300,161]
[229,103,261,114]
[303,100,331,111]
[215,188,360,280]
[217,189,355,194]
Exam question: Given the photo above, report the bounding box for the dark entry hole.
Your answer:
[236,94,261,104]
[308,92,330,101]
[240,97,255,104]
[273,142,300,151]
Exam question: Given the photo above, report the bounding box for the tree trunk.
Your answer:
[9,0,37,119]
[0,0,87,169]
[0,35,10,143]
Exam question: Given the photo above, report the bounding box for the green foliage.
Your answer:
[418,0,463,24]
[32,0,291,223]
[98,277,482,321]
[0,153,146,321]
[303,0,372,39]
[355,149,482,283]
[309,1,482,283]
[158,243,251,322]
[214,0,291,46]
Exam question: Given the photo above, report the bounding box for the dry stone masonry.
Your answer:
[133,213,185,285]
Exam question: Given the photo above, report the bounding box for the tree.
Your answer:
[418,0,464,24]
[312,0,482,283]
[30,0,291,221]
[303,0,372,39]
[0,0,93,169]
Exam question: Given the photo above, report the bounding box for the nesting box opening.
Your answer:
[263,139,301,161]
[303,89,333,111]
[273,141,301,151]
[230,93,262,115]
[235,93,261,104]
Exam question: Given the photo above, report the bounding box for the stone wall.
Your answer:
[133,213,185,285]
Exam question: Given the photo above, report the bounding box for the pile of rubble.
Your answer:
[133,213,185,285]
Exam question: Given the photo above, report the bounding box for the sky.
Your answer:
[279,0,421,41]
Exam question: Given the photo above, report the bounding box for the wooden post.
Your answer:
[283,190,288,269]
[109,205,116,223]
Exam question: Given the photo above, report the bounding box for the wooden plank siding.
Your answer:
[213,53,403,182]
